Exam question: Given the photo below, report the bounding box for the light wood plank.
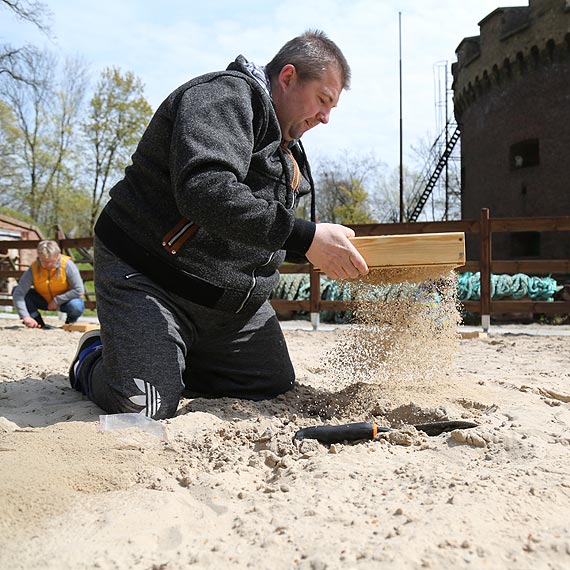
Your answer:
[63,323,99,332]
[314,232,465,271]
[349,232,465,269]
[460,331,488,339]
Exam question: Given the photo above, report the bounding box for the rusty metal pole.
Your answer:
[480,208,491,331]
[309,265,321,330]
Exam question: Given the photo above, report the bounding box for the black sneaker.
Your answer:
[69,330,102,390]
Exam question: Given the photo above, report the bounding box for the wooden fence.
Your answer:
[1,209,570,329]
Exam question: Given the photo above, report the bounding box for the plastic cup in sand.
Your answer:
[98,413,167,441]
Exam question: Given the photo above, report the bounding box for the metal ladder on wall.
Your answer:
[407,124,461,222]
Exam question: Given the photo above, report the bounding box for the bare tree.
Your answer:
[370,165,423,223]
[1,0,50,31]
[0,0,52,83]
[47,57,89,230]
[1,47,54,220]
[0,49,89,229]
[408,131,462,221]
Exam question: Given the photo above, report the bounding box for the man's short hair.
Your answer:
[37,240,61,259]
[266,29,351,90]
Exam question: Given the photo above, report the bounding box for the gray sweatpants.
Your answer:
[79,238,295,419]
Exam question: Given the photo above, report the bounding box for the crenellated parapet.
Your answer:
[452,0,570,118]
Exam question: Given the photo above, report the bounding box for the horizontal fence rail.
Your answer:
[1,209,570,328]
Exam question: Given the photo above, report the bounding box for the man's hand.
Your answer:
[305,223,369,280]
[47,300,58,311]
[22,316,40,328]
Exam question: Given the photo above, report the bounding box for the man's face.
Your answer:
[38,254,59,270]
[273,64,342,143]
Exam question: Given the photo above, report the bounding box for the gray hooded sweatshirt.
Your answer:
[95,55,317,316]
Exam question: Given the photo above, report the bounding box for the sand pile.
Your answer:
[2,291,570,569]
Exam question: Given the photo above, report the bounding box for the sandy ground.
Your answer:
[1,315,570,570]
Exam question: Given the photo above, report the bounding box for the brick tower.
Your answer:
[452,0,570,259]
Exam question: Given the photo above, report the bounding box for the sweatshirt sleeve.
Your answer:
[11,269,34,319]
[54,261,85,305]
[282,218,316,255]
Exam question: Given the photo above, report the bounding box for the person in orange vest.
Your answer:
[12,240,85,329]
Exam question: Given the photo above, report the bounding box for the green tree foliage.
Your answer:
[0,99,24,208]
[331,180,374,225]
[0,53,152,236]
[83,68,153,232]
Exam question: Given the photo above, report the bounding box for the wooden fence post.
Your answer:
[480,208,492,331]
[55,227,65,242]
[309,265,321,330]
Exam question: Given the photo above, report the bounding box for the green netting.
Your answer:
[271,272,563,323]
[457,272,561,302]
[271,274,447,323]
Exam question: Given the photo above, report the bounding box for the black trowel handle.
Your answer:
[293,420,479,444]
[294,422,390,444]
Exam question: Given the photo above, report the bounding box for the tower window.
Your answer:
[510,139,540,169]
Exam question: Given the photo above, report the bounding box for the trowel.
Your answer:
[294,420,478,445]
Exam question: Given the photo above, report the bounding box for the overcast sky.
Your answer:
[1,0,525,170]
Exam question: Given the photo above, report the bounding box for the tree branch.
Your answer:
[1,0,52,34]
